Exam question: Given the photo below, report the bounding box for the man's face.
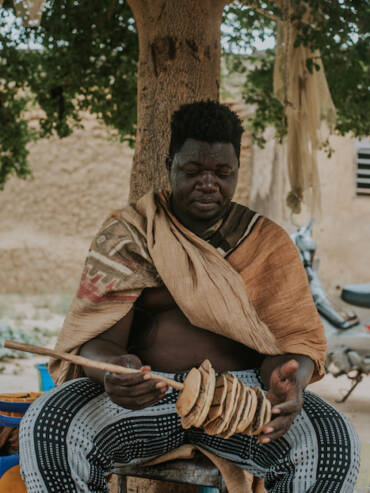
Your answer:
[169,138,239,233]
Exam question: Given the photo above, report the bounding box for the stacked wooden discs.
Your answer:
[176,360,271,439]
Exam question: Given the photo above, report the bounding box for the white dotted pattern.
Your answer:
[19,372,360,493]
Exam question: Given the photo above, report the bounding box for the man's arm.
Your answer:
[79,308,168,409]
[259,354,314,444]
[79,308,134,384]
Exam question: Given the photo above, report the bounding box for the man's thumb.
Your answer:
[279,359,299,380]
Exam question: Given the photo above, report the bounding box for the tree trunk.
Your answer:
[127,0,228,203]
[124,2,228,491]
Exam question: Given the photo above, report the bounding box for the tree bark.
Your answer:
[124,2,228,490]
[127,0,229,203]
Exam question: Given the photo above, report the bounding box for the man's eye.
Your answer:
[217,170,232,177]
[184,169,199,175]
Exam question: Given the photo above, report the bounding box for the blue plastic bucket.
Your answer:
[35,363,55,391]
[0,453,19,479]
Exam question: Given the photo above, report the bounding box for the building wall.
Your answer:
[248,132,370,297]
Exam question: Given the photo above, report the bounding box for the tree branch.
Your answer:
[242,1,281,22]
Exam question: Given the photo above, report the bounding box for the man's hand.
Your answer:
[258,359,303,444]
[104,354,168,410]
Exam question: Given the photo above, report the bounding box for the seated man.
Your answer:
[20,101,359,493]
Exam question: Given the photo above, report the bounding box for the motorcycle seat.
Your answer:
[341,283,370,308]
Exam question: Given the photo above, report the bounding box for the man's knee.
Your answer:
[301,392,361,489]
[20,379,104,454]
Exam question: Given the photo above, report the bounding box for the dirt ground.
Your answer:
[0,294,369,492]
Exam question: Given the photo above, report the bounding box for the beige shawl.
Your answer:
[50,191,288,383]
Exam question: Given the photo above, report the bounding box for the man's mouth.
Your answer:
[193,196,218,204]
[193,199,219,211]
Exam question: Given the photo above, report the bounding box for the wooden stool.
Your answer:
[111,453,227,493]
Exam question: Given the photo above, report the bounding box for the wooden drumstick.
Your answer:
[4,340,184,391]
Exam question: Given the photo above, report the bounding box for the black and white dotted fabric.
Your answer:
[19,370,360,493]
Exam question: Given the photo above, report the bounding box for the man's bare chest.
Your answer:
[129,286,263,373]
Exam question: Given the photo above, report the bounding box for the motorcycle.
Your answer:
[291,221,370,402]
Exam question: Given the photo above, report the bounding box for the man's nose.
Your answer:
[196,171,218,191]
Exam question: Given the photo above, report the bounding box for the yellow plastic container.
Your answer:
[0,465,27,493]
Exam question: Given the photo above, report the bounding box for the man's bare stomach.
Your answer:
[128,286,264,373]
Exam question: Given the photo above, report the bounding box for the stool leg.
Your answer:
[220,480,228,493]
[117,475,128,493]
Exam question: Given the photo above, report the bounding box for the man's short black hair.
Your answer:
[167,100,244,169]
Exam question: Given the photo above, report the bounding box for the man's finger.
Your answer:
[112,388,165,410]
[272,399,300,416]
[258,415,293,442]
[106,379,158,397]
[135,389,168,407]
[278,359,299,381]
[105,371,145,387]
[265,414,291,431]
[259,427,288,443]
[266,381,298,407]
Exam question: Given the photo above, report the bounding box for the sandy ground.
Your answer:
[1,295,369,491]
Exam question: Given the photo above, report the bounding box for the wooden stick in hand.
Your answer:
[4,340,184,391]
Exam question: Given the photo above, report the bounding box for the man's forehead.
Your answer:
[176,138,237,161]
